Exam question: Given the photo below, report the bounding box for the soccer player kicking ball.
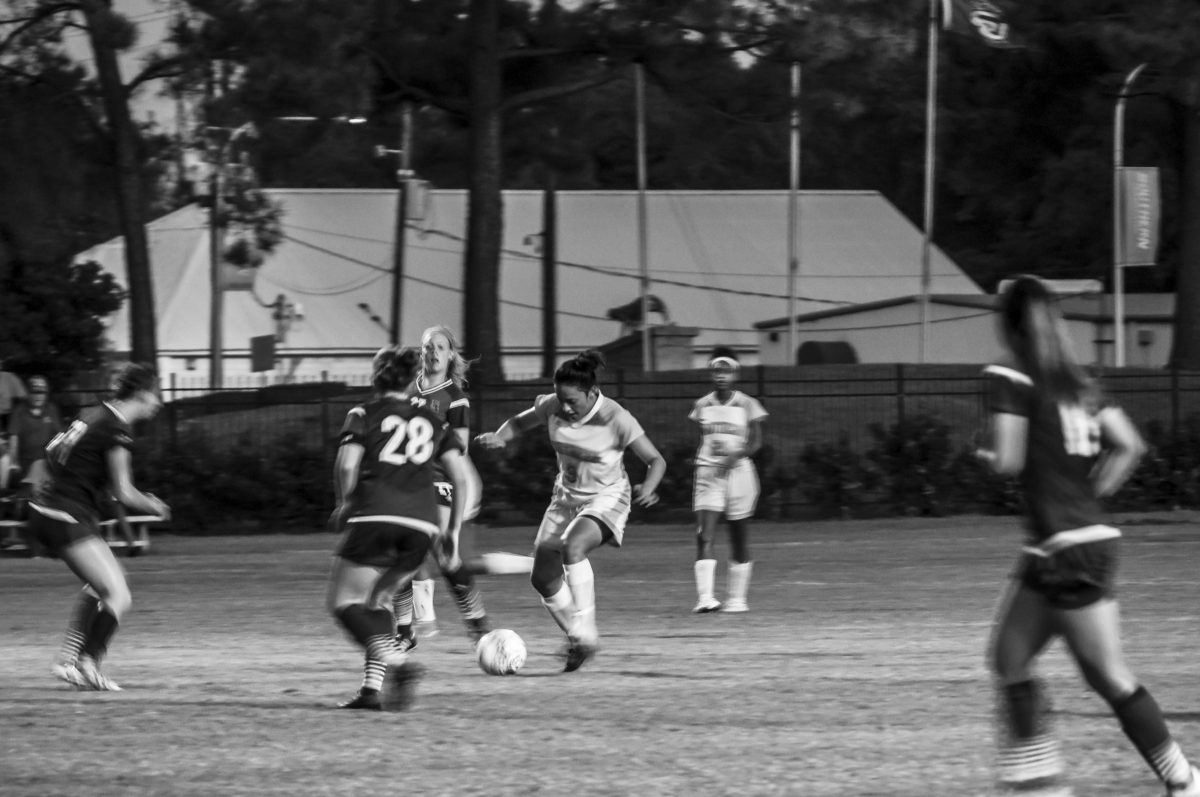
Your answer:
[475,350,665,672]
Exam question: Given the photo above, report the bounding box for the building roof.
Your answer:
[77,188,981,358]
[755,292,1176,329]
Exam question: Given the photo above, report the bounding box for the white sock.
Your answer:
[564,560,597,641]
[412,579,436,622]
[694,559,717,602]
[541,582,576,635]
[728,561,753,604]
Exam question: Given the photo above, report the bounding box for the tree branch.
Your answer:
[0,2,81,58]
[500,69,621,112]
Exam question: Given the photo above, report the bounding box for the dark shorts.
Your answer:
[27,500,101,557]
[434,481,453,509]
[1015,538,1119,610]
[337,520,433,570]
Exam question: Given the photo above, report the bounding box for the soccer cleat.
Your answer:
[562,638,598,673]
[465,616,493,646]
[380,659,425,712]
[75,656,122,691]
[51,661,90,690]
[394,627,418,654]
[1169,766,1200,797]
[692,598,722,614]
[337,688,382,711]
[722,599,749,613]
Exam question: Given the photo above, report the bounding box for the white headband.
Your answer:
[709,356,740,369]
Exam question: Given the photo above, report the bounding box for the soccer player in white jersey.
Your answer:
[978,276,1200,796]
[689,347,767,614]
[475,350,665,672]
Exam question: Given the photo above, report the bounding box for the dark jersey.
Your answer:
[338,393,464,533]
[985,364,1109,540]
[40,403,133,517]
[415,378,470,481]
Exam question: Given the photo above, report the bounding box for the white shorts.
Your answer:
[692,460,759,520]
[535,485,631,548]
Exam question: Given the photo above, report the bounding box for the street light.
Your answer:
[1112,63,1148,368]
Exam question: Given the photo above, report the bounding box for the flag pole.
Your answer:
[635,62,652,372]
[787,61,801,366]
[1112,63,1147,368]
[920,0,940,364]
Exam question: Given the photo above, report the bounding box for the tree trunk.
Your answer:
[464,0,505,385]
[80,0,157,365]
[1170,81,1200,369]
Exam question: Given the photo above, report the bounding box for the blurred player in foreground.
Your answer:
[328,346,470,710]
[475,350,665,672]
[390,325,491,648]
[978,275,1200,796]
[688,347,767,614]
[33,362,170,691]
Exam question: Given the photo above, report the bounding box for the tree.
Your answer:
[0,0,189,365]
[0,257,125,385]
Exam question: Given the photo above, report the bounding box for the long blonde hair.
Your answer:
[999,275,1096,405]
[420,325,471,389]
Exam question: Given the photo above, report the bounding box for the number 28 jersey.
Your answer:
[338,394,463,533]
[985,364,1111,540]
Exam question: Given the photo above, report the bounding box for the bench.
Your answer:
[0,499,164,556]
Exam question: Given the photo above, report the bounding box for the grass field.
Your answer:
[4,514,1200,796]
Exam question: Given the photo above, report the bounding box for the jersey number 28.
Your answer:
[379,415,436,466]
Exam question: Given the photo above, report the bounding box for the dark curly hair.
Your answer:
[372,345,421,392]
[113,362,158,400]
[554,349,606,392]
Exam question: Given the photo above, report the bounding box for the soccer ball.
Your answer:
[475,629,526,676]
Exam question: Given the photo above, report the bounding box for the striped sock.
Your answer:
[996,680,1065,786]
[58,591,100,666]
[81,606,119,665]
[360,656,386,692]
[1112,687,1194,788]
[392,586,414,628]
[444,565,486,621]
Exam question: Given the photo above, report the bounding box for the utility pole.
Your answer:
[390,102,414,345]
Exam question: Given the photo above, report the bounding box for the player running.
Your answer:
[390,325,491,648]
[978,275,1200,796]
[475,350,665,672]
[688,347,767,614]
[33,362,170,692]
[328,345,471,710]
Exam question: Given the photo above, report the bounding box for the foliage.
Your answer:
[798,433,882,518]
[0,258,125,386]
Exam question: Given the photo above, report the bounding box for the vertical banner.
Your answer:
[1120,166,1160,267]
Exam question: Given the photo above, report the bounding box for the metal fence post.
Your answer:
[1171,365,1180,441]
[896,362,906,426]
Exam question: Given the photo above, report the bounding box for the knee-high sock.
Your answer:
[59,589,101,666]
[1111,687,1194,789]
[694,559,717,602]
[540,582,576,636]
[81,605,120,664]
[995,680,1063,786]
[336,605,405,666]
[728,561,753,604]
[392,585,414,627]
[564,560,596,640]
[412,579,436,622]
[443,564,486,621]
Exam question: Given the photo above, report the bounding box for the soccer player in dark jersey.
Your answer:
[329,345,471,711]
[33,362,170,692]
[978,276,1200,796]
[390,325,491,648]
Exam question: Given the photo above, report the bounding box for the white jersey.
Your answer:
[689,390,768,467]
[531,392,644,500]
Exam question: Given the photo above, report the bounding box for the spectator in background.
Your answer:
[8,374,63,495]
[0,359,27,491]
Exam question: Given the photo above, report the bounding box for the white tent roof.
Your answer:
[78,188,981,360]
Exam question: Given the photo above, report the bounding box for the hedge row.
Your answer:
[134,414,1200,533]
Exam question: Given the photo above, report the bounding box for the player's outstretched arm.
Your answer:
[475,408,542,451]
[630,434,666,508]
[1094,406,1146,497]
